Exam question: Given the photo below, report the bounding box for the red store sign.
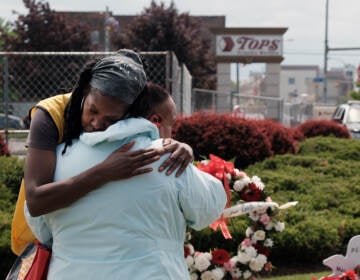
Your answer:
[211,28,287,63]
[216,34,283,57]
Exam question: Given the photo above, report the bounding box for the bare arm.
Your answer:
[25,141,160,216]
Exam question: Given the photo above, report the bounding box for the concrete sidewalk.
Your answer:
[7,138,27,156]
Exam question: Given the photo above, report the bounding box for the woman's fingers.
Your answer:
[117,141,136,152]
[175,157,192,177]
[131,149,160,166]
[158,154,188,176]
[112,140,193,178]
[131,167,154,176]
[158,141,194,176]
[104,144,161,180]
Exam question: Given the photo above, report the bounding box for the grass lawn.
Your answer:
[263,271,331,280]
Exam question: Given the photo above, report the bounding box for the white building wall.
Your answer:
[264,63,281,98]
[216,63,231,94]
[280,66,319,102]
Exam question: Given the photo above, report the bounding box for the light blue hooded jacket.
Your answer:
[25,118,226,280]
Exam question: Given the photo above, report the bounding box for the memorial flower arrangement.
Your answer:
[311,267,360,280]
[312,235,360,280]
[185,154,297,280]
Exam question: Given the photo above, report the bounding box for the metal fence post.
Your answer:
[165,51,171,93]
[230,91,234,112]
[279,98,284,123]
[3,55,9,144]
[180,63,184,114]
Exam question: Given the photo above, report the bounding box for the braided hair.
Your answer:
[62,60,98,154]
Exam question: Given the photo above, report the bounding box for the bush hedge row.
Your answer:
[173,114,350,169]
[172,113,273,169]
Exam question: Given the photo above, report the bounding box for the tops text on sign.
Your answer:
[211,27,287,64]
[216,34,283,57]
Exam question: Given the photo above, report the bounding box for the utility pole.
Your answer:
[236,63,240,93]
[104,6,110,52]
[323,0,360,104]
[323,0,329,104]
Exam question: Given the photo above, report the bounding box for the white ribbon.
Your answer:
[223,201,298,218]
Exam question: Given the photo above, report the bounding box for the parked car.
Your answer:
[332,100,360,139]
[0,113,25,130]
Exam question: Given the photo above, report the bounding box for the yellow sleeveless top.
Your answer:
[11,93,71,255]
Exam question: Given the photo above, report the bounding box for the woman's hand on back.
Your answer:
[158,139,194,177]
[100,141,161,180]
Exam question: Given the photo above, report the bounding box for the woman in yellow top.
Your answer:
[12,49,193,255]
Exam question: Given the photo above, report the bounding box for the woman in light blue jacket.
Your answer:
[25,84,227,279]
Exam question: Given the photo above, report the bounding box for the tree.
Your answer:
[112,1,216,89]
[1,0,91,51]
[0,1,93,102]
[349,82,360,100]
[0,18,17,50]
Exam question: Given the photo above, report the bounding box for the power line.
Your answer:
[284,50,360,56]
[330,47,360,51]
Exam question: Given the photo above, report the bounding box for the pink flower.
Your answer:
[260,213,271,225]
[235,169,247,178]
[223,259,234,272]
[241,238,252,247]
[194,251,202,257]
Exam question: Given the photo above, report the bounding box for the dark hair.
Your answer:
[128,82,170,119]
[62,59,98,154]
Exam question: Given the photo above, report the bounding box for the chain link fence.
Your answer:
[0,51,191,151]
[192,88,232,113]
[192,88,285,123]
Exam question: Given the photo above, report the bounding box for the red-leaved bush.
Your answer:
[172,113,272,169]
[0,134,10,156]
[288,126,305,142]
[173,114,352,169]
[253,119,298,155]
[296,120,350,139]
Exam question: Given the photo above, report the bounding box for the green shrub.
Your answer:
[190,136,360,268]
[270,215,342,263]
[0,157,24,278]
[0,185,16,279]
[0,156,24,197]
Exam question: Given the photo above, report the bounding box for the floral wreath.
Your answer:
[184,154,297,280]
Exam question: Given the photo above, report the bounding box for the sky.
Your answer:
[1,0,360,80]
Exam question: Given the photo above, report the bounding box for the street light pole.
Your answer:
[104,6,110,52]
[323,0,329,104]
